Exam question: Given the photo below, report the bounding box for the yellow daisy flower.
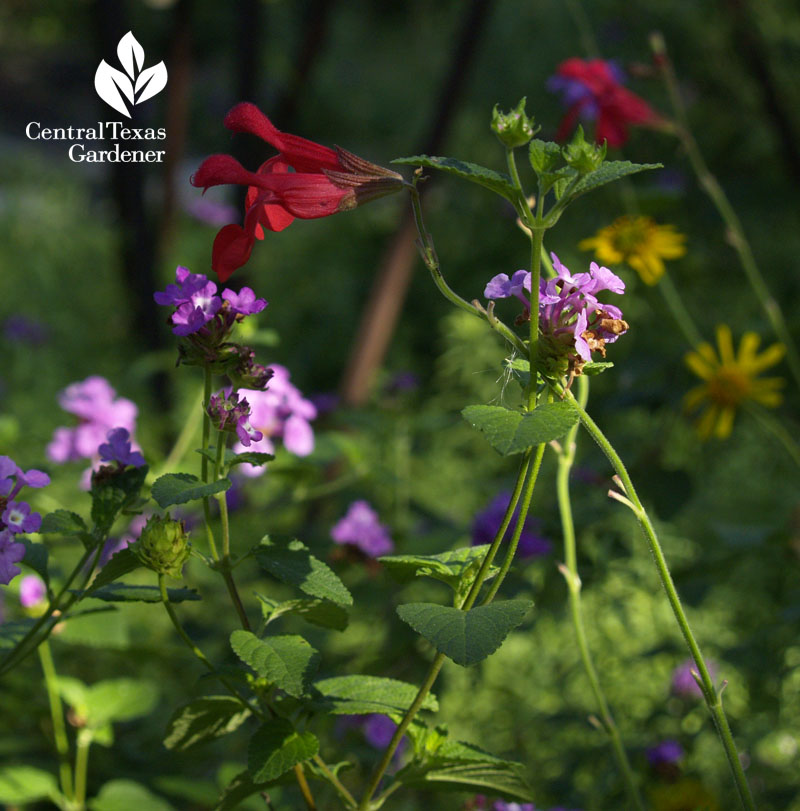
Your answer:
[579,215,687,285]
[684,324,786,439]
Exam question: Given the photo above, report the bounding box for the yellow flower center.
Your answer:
[610,217,650,256]
[706,366,751,407]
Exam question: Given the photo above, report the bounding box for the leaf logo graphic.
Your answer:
[95,31,168,118]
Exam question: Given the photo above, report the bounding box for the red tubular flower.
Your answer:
[191,103,404,281]
[548,58,662,148]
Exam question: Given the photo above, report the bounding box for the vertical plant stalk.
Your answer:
[38,640,74,802]
[72,728,92,809]
[214,430,251,630]
[358,453,537,810]
[555,378,644,810]
[743,402,800,469]
[650,32,800,392]
[563,388,756,810]
[201,367,220,560]
[656,271,704,349]
[481,442,546,605]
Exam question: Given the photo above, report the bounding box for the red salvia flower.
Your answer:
[191,103,404,281]
[548,58,662,148]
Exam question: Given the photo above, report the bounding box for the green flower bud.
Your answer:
[133,514,190,579]
[491,97,537,148]
[561,125,607,173]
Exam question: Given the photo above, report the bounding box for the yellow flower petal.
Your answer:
[685,344,718,380]
[715,324,735,365]
[714,406,735,439]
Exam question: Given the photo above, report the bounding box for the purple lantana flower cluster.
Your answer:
[472,799,580,811]
[331,500,394,557]
[485,253,628,377]
[207,390,264,447]
[0,456,49,586]
[155,266,272,389]
[233,365,318,470]
[472,491,552,559]
[154,265,267,337]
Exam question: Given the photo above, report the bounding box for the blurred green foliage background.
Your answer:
[1,0,799,808]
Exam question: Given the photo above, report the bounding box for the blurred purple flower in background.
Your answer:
[472,492,551,559]
[331,501,394,557]
[2,314,48,346]
[47,377,140,484]
[185,196,239,227]
[98,428,146,468]
[672,658,718,698]
[98,513,149,568]
[647,739,684,766]
[19,574,46,608]
[233,364,317,472]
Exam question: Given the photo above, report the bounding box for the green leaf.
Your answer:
[395,759,534,801]
[40,509,87,535]
[151,473,231,508]
[79,584,201,603]
[392,154,517,201]
[0,765,60,803]
[257,595,349,632]
[88,779,175,811]
[582,361,614,375]
[60,678,159,728]
[230,631,320,698]
[462,402,578,455]
[228,451,275,469]
[309,675,438,715]
[255,537,352,606]
[214,770,292,811]
[379,545,498,589]
[504,357,532,390]
[0,618,36,650]
[91,465,149,535]
[20,538,49,585]
[247,718,318,783]
[87,548,141,593]
[396,600,533,666]
[562,160,662,201]
[164,696,251,751]
[528,139,562,174]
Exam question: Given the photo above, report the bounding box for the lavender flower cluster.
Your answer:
[0,456,49,585]
[485,253,628,375]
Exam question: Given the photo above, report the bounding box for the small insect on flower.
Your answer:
[684,324,785,439]
[579,216,686,285]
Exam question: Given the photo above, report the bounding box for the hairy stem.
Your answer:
[555,378,644,810]
[38,640,74,802]
[564,388,755,809]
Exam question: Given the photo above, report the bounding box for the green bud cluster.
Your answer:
[491,98,538,148]
[133,514,190,579]
[561,125,607,173]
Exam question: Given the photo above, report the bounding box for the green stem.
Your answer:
[157,574,259,717]
[461,451,532,610]
[150,386,205,482]
[357,653,447,810]
[650,32,800,392]
[482,442,546,605]
[38,640,74,802]
[213,428,251,631]
[563,387,756,810]
[554,379,644,810]
[744,402,800,469]
[0,546,96,676]
[408,185,526,355]
[312,754,357,809]
[657,270,704,349]
[201,367,219,561]
[73,729,92,809]
[563,0,600,57]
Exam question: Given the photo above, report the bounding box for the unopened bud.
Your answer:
[562,125,607,173]
[133,514,190,578]
[491,98,538,148]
